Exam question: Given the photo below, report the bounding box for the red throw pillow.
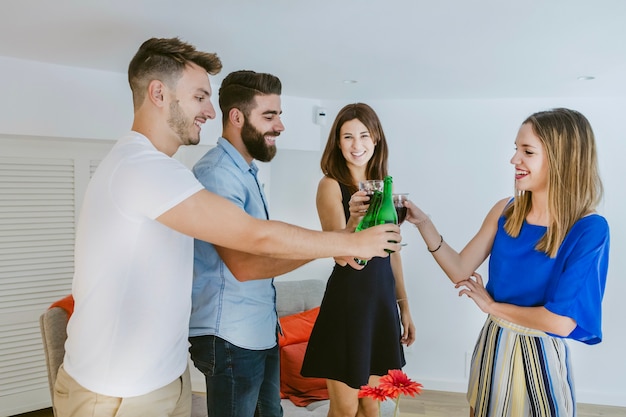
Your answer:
[50,294,74,317]
[280,341,328,406]
[278,306,320,347]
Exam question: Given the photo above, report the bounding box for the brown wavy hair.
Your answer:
[504,108,603,257]
[320,103,389,195]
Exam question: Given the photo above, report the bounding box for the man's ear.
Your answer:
[148,80,166,107]
[229,108,244,127]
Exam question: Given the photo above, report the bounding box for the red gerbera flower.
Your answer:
[358,384,390,402]
[379,369,423,398]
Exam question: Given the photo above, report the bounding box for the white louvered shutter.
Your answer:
[0,136,112,416]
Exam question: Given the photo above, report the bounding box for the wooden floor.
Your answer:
[398,390,626,417]
[13,390,626,416]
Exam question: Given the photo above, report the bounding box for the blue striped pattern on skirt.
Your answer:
[467,315,575,417]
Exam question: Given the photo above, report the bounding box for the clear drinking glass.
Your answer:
[358,180,384,195]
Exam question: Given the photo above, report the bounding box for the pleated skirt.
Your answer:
[467,315,575,417]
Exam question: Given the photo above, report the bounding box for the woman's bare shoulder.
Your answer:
[318,175,338,187]
[317,176,341,195]
[493,197,512,212]
[482,197,513,223]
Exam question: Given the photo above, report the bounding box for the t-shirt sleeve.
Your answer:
[544,216,610,345]
[111,150,204,220]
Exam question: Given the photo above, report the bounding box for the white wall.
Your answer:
[0,56,131,140]
[2,57,625,407]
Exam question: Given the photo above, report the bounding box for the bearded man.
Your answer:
[189,70,297,417]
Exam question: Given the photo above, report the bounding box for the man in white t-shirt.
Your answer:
[54,37,402,417]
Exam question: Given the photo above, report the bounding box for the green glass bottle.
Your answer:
[375,175,398,253]
[354,189,383,266]
[355,190,382,232]
[376,176,398,226]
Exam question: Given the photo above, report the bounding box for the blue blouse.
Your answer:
[487,213,610,345]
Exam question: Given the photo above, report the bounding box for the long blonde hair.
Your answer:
[504,108,603,257]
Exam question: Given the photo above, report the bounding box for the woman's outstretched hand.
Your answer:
[403,199,430,227]
[455,272,494,314]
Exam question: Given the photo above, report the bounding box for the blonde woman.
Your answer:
[405,108,610,417]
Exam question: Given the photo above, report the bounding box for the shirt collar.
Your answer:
[217,137,259,175]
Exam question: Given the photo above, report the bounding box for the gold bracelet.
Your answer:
[428,235,444,253]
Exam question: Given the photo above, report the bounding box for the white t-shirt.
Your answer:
[63,132,204,397]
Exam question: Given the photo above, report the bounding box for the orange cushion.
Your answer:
[278,306,320,347]
[280,341,328,406]
[50,294,74,317]
[278,307,327,405]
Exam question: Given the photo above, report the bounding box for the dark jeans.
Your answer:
[189,335,283,417]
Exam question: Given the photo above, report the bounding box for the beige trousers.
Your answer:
[53,364,192,417]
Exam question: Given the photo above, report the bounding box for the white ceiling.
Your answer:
[2,0,626,100]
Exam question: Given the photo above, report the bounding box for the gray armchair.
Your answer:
[39,306,69,417]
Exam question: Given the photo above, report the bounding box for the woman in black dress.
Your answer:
[301,103,415,416]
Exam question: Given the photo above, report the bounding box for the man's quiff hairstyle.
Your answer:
[128,37,222,110]
[218,70,282,124]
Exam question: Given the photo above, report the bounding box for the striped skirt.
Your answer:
[467,315,575,417]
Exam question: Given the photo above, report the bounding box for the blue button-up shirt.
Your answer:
[189,137,277,349]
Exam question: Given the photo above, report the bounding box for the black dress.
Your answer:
[301,183,406,389]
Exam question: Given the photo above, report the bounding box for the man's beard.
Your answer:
[168,100,199,146]
[241,117,278,162]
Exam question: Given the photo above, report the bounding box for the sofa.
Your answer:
[275,279,329,416]
[191,279,335,416]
